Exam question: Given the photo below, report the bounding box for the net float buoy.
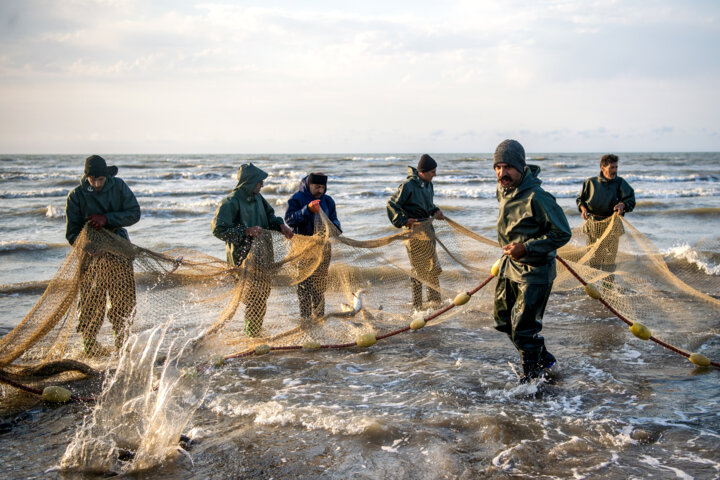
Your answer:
[584,284,602,299]
[356,333,377,348]
[42,386,72,403]
[491,258,502,277]
[212,355,225,367]
[410,318,426,330]
[689,352,711,367]
[453,292,471,306]
[302,341,321,350]
[629,322,652,340]
[255,344,271,355]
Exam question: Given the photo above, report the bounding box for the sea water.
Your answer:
[1,153,719,478]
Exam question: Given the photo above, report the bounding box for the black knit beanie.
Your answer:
[493,140,526,173]
[417,154,437,172]
[308,173,328,186]
[84,155,118,177]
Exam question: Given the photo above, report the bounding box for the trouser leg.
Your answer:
[493,278,515,341]
[245,279,271,337]
[407,238,442,308]
[309,250,331,316]
[297,278,313,319]
[106,254,136,349]
[511,282,552,365]
[77,257,107,353]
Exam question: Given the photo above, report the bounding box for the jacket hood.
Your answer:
[406,166,424,183]
[235,163,269,196]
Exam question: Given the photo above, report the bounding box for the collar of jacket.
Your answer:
[597,172,619,184]
[406,166,429,187]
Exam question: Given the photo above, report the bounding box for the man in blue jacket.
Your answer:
[285,172,342,319]
[65,155,141,355]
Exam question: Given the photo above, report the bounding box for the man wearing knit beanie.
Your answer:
[492,140,571,383]
[387,154,445,310]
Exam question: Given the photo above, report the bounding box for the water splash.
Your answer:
[59,320,209,475]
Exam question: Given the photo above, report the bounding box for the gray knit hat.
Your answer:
[493,140,526,173]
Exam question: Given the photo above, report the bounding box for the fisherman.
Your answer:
[212,163,294,337]
[285,172,342,319]
[576,154,636,273]
[492,140,571,382]
[386,154,445,311]
[65,155,141,355]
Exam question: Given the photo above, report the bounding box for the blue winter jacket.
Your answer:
[285,176,342,235]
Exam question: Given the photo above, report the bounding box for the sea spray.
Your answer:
[59,320,209,474]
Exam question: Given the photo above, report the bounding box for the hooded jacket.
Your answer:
[386,166,439,228]
[65,174,141,245]
[211,163,285,266]
[496,165,571,284]
[576,173,635,218]
[284,175,342,236]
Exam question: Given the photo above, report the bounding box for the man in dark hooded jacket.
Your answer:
[493,140,571,382]
[212,163,294,337]
[387,154,445,310]
[576,154,635,273]
[285,172,342,319]
[65,154,141,355]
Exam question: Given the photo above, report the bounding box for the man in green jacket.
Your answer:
[65,155,141,355]
[212,163,294,337]
[493,140,571,382]
[576,154,636,272]
[387,154,445,310]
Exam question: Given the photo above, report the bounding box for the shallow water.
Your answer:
[1,153,720,479]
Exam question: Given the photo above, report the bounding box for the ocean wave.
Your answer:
[0,188,69,199]
[663,243,720,276]
[624,173,720,183]
[45,204,65,219]
[644,207,720,217]
[0,240,67,253]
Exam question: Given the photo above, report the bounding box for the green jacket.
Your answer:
[576,173,635,218]
[211,163,284,266]
[496,165,571,284]
[65,175,141,245]
[386,166,439,228]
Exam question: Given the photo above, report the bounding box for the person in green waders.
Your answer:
[65,155,141,356]
[576,154,636,274]
[212,163,294,337]
[492,140,571,382]
[386,154,445,311]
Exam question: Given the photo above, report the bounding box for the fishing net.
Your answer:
[1,212,719,389]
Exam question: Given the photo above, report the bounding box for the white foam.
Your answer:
[663,243,720,276]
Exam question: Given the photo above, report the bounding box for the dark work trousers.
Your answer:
[77,252,136,350]
[407,237,442,309]
[493,278,552,365]
[297,245,331,319]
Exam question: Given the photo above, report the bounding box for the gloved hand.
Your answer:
[87,214,107,230]
[308,200,321,214]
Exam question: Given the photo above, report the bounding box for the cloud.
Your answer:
[0,1,719,152]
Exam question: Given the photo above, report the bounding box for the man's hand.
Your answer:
[308,200,321,214]
[433,210,445,220]
[580,207,589,220]
[280,224,294,240]
[246,226,263,237]
[503,242,526,260]
[87,214,107,230]
[405,218,419,229]
[613,202,625,215]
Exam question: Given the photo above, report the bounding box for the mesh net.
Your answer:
[1,213,719,383]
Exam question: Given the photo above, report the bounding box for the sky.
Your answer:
[0,0,719,154]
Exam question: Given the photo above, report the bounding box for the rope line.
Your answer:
[556,255,720,369]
